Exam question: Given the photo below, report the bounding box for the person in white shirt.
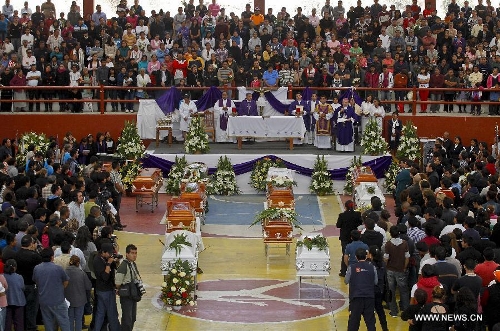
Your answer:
[201,43,215,62]
[68,190,85,227]
[378,28,391,52]
[2,0,13,18]
[370,98,385,130]
[179,93,198,140]
[213,90,235,142]
[69,65,82,87]
[26,64,41,111]
[135,68,151,99]
[46,29,64,51]
[21,48,36,70]
[20,27,34,48]
[308,8,320,28]
[378,65,393,112]
[360,94,373,133]
[135,19,148,36]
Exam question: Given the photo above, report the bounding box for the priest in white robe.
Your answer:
[179,93,198,140]
[213,91,236,142]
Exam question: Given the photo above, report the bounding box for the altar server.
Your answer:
[238,92,258,116]
[288,92,309,145]
[313,95,334,149]
[333,98,357,152]
[387,111,402,155]
[306,93,319,144]
[213,91,236,142]
[179,93,198,140]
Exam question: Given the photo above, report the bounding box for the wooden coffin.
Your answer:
[267,196,295,209]
[262,218,293,243]
[166,200,196,233]
[352,166,378,185]
[133,168,163,192]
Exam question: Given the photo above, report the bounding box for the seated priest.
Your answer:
[238,92,258,116]
[213,90,236,142]
[333,98,357,152]
[313,95,334,149]
[179,92,198,140]
[288,92,309,144]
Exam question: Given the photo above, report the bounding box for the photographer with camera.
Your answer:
[115,244,144,331]
[92,243,121,331]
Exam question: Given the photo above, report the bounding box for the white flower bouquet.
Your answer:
[310,155,334,195]
[361,119,389,155]
[207,156,240,195]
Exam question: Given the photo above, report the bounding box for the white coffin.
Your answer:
[266,167,294,181]
[354,182,386,209]
[295,234,331,276]
[161,231,199,275]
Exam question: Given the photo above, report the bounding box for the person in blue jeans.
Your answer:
[383,225,410,318]
[32,248,70,331]
[93,243,120,331]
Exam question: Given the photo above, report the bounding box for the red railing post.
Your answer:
[288,85,293,99]
[99,85,105,114]
[412,86,417,115]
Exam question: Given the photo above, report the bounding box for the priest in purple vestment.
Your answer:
[333,98,357,152]
[238,92,258,116]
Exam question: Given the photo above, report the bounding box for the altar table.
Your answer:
[227,116,306,150]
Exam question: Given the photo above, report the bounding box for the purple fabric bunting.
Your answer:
[155,86,182,114]
[141,154,392,180]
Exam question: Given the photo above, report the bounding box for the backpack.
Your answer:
[88,251,99,279]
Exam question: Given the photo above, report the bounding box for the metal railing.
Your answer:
[2,85,499,115]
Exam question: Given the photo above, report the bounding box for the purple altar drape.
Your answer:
[195,86,222,111]
[141,154,392,180]
[155,86,182,114]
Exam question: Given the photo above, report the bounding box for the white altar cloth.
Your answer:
[137,99,168,139]
[227,116,306,139]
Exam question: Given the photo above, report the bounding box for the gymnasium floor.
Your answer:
[113,193,408,331]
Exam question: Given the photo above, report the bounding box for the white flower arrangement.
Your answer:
[165,156,188,195]
[268,175,296,188]
[16,132,50,168]
[207,156,240,195]
[396,121,421,161]
[344,156,363,195]
[309,155,334,195]
[250,157,286,192]
[116,121,146,160]
[184,117,210,154]
[361,119,389,155]
[115,121,146,190]
[383,159,400,194]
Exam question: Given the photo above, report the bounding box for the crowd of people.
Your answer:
[0,129,145,331]
[339,130,500,330]
[2,0,500,113]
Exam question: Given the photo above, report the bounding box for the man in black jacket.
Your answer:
[361,218,384,249]
[15,235,42,331]
[93,243,120,331]
[336,200,362,276]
